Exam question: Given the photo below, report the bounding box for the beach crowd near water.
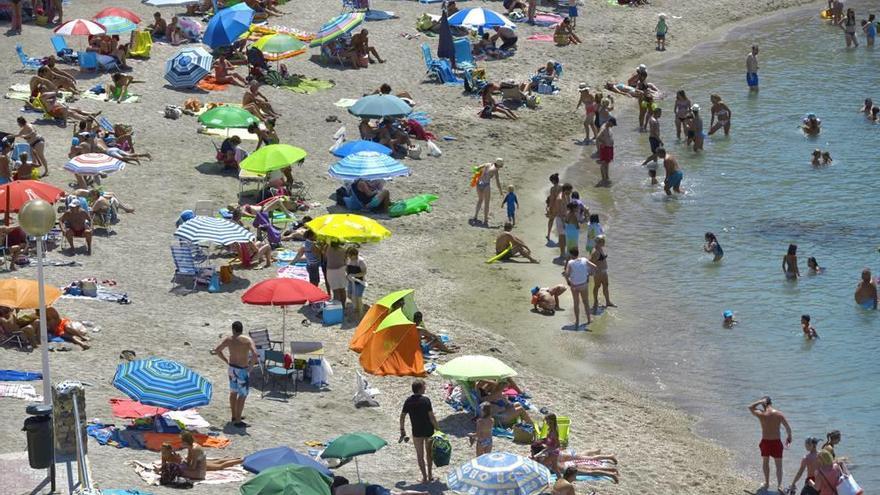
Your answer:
[0,0,878,494]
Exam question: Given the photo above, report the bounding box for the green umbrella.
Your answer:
[320,432,387,481]
[252,33,308,61]
[241,464,332,495]
[436,355,517,382]
[240,144,308,175]
[198,106,260,129]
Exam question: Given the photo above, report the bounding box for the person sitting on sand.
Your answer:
[554,18,581,46]
[473,33,501,59]
[352,29,384,64]
[531,285,566,315]
[148,12,167,38]
[854,269,878,309]
[358,117,379,141]
[475,378,533,425]
[29,71,58,101]
[26,307,92,350]
[414,311,458,353]
[802,113,821,136]
[0,306,39,347]
[351,178,391,211]
[59,202,93,255]
[218,135,245,170]
[378,117,412,151]
[108,73,136,103]
[481,84,518,120]
[43,58,79,94]
[160,433,242,481]
[243,81,280,120]
[213,56,248,87]
[332,477,429,495]
[40,92,102,126]
[495,222,538,262]
[490,25,518,50]
[233,239,273,269]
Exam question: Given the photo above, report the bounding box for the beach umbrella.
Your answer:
[95,15,137,35]
[447,452,551,495]
[174,216,255,245]
[437,8,455,67]
[436,355,517,382]
[320,432,387,481]
[240,144,308,175]
[309,12,364,47]
[241,278,330,347]
[0,180,65,225]
[203,2,254,49]
[448,8,515,29]
[143,0,199,6]
[331,140,391,158]
[241,464,332,495]
[252,33,308,61]
[112,358,213,410]
[306,214,390,244]
[0,279,62,309]
[329,151,410,181]
[198,106,260,129]
[348,94,412,119]
[53,18,106,36]
[164,47,213,88]
[242,446,332,476]
[350,289,416,352]
[63,153,125,176]
[93,7,141,24]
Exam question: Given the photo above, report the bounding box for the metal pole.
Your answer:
[36,237,52,406]
[71,393,91,490]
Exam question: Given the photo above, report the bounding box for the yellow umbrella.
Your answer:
[306,214,391,243]
[0,279,62,309]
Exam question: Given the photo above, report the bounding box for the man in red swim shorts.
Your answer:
[595,117,616,187]
[748,396,792,493]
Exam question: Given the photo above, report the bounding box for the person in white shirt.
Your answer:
[563,247,596,329]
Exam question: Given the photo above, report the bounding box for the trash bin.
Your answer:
[23,404,54,469]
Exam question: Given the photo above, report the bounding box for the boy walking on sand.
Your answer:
[502,185,519,226]
[655,14,668,51]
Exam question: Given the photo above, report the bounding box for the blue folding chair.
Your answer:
[421,43,443,79]
[453,38,475,70]
[50,35,78,63]
[434,59,463,85]
[11,143,31,163]
[16,44,43,71]
[78,51,99,71]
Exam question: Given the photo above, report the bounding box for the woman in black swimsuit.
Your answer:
[15,116,48,177]
[589,236,616,314]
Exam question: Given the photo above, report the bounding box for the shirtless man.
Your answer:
[553,183,573,258]
[213,321,258,426]
[748,396,792,494]
[659,148,683,195]
[552,467,578,495]
[213,56,247,87]
[59,202,93,255]
[148,12,167,38]
[496,223,538,263]
[746,45,759,91]
[854,269,878,309]
[243,81,280,120]
[641,108,663,184]
[544,173,561,242]
[595,118,616,187]
[473,158,504,226]
[352,29,384,64]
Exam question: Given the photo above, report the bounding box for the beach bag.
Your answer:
[416,13,434,32]
[838,474,863,495]
[80,280,98,297]
[164,105,182,120]
[407,144,422,159]
[431,432,452,467]
[207,271,220,292]
[512,423,536,444]
[526,95,540,109]
[800,485,818,495]
[426,140,442,157]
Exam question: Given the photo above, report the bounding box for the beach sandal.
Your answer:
[117,295,131,304]
[301,319,311,327]
[120,350,136,361]
[325,115,339,123]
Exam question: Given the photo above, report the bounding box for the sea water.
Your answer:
[573,4,880,488]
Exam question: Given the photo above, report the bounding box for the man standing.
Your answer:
[595,117,616,187]
[553,183,573,258]
[544,173,560,242]
[658,148,683,196]
[748,396,792,493]
[746,45,759,91]
[400,379,440,483]
[213,321,258,427]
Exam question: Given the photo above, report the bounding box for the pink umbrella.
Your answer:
[54,18,106,36]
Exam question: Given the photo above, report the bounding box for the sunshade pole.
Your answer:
[282,306,287,352]
[4,184,9,225]
[355,457,361,482]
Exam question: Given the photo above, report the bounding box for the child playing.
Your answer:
[531,285,567,315]
[801,314,819,339]
[563,202,580,255]
[789,437,821,495]
[703,232,724,262]
[502,185,519,226]
[641,107,663,184]
[723,310,737,328]
[585,213,604,254]
[655,14,668,51]
[468,403,494,456]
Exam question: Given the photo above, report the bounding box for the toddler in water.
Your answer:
[703,232,724,262]
[807,257,823,274]
[501,185,519,226]
[723,310,737,328]
[801,314,819,339]
[789,437,821,494]
[585,214,604,253]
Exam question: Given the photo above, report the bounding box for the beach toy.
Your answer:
[486,243,512,264]
[820,9,832,19]
[470,165,483,187]
[388,194,438,217]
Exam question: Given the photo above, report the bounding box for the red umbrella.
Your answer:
[0,180,65,225]
[93,7,142,24]
[242,278,330,347]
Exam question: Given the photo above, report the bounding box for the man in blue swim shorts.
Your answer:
[746,45,759,90]
[658,148,683,196]
[213,321,258,427]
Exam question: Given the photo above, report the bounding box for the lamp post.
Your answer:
[18,199,57,405]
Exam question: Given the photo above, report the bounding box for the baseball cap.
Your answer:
[723,310,733,319]
[531,287,540,295]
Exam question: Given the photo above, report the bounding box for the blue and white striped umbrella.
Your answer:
[95,15,137,35]
[64,153,125,175]
[448,8,515,29]
[329,151,410,181]
[174,216,254,245]
[331,140,392,158]
[112,358,213,410]
[447,452,551,495]
[164,47,213,88]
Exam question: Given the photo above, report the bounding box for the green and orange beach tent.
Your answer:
[349,289,416,352]
[358,308,425,377]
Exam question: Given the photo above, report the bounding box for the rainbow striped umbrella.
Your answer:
[113,358,213,410]
[253,33,308,61]
[64,153,125,175]
[95,15,137,35]
[309,12,364,47]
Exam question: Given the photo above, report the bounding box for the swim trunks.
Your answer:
[746,72,759,87]
[478,437,493,449]
[568,5,578,17]
[759,439,783,459]
[649,136,662,153]
[55,318,69,337]
[598,145,614,162]
[228,365,249,397]
[666,170,683,188]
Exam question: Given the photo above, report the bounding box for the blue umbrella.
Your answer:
[329,151,410,181]
[447,452,551,495]
[243,446,332,476]
[348,94,412,119]
[331,140,392,158]
[448,8,515,29]
[203,3,254,49]
[174,216,255,245]
[112,358,213,411]
[164,47,213,88]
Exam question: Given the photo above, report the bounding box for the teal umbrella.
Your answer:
[95,15,137,35]
[320,432,387,481]
[241,464,332,495]
[348,94,412,119]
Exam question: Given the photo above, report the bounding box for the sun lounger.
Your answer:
[452,38,475,70]
[15,44,42,72]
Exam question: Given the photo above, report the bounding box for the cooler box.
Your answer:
[323,301,343,325]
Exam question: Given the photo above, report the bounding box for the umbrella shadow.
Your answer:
[195,161,238,177]
[394,480,448,494]
[436,412,476,439]
[308,54,353,72]
[163,85,210,94]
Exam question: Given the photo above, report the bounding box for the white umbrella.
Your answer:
[174,216,255,246]
[53,18,107,36]
[64,153,125,175]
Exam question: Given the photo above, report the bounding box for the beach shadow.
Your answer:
[394,480,447,495]
[561,323,590,332]
[308,54,353,72]
[221,422,251,436]
[195,161,237,176]
[436,412,476,439]
[530,308,564,316]
[163,85,209,94]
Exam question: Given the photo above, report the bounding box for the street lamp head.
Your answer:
[19,199,57,236]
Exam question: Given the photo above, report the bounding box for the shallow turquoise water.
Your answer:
[574,5,880,488]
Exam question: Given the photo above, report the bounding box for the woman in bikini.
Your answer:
[673,90,692,140]
[15,117,49,177]
[708,94,732,135]
[537,414,619,479]
[41,92,101,126]
[840,8,859,47]
[212,56,248,87]
[473,158,504,226]
[576,85,598,143]
[590,236,615,314]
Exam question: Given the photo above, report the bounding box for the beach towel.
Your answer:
[198,127,259,141]
[87,423,128,448]
[408,110,432,126]
[277,77,335,94]
[63,284,130,303]
[527,33,555,42]
[519,12,563,26]
[0,370,42,381]
[81,90,140,104]
[0,382,43,401]
[196,76,230,92]
[365,10,397,21]
[142,432,231,451]
[492,426,515,439]
[550,472,614,482]
[276,263,322,284]
[163,410,210,429]
[127,460,247,486]
[333,98,359,108]
[406,119,436,141]
[101,490,154,495]
[110,398,169,419]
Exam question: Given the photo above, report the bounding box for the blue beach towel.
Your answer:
[0,370,42,381]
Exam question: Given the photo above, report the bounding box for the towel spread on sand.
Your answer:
[63,285,129,303]
[163,410,211,429]
[277,77,335,94]
[0,382,43,401]
[127,460,247,486]
[142,432,231,451]
[198,127,259,141]
[6,84,70,103]
[527,33,555,42]
[513,13,563,26]
[0,370,42,381]
[276,263,321,283]
[550,472,614,482]
[197,76,230,92]
[110,398,169,419]
[333,98,359,108]
[81,91,140,104]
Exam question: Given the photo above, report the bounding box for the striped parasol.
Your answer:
[54,18,107,36]
[252,33,308,61]
[64,153,125,175]
[165,47,213,88]
[448,8,515,29]
[112,358,213,410]
[447,452,551,495]
[329,151,410,181]
[309,12,365,47]
[174,216,255,245]
[93,7,141,24]
[95,15,137,35]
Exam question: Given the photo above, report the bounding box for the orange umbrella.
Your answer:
[0,279,62,309]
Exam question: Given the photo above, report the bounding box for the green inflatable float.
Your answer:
[388,194,439,218]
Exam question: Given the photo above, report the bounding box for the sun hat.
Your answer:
[578,83,590,91]
[691,104,700,112]
[637,63,647,71]
[723,310,734,319]
[494,157,504,165]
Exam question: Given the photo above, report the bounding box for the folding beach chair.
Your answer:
[78,51,99,72]
[261,349,296,399]
[193,200,215,217]
[16,44,43,72]
[421,43,443,77]
[50,36,78,63]
[452,38,475,70]
[170,243,214,291]
[129,30,153,59]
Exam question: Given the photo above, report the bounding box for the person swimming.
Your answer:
[704,232,724,262]
[723,310,737,328]
[782,244,800,280]
[807,257,824,274]
[801,314,819,339]
[811,149,822,166]
[821,151,832,165]
[802,113,821,136]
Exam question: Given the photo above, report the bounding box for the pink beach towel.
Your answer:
[527,34,555,42]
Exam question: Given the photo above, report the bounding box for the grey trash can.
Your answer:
[23,404,54,469]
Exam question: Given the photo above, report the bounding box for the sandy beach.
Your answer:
[0,0,820,493]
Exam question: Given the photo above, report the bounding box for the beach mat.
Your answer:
[110,398,169,419]
[0,370,42,381]
[142,432,231,451]
[277,77,335,94]
[527,33,555,42]
[81,91,140,104]
[0,382,43,401]
[127,460,247,486]
[197,75,230,92]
